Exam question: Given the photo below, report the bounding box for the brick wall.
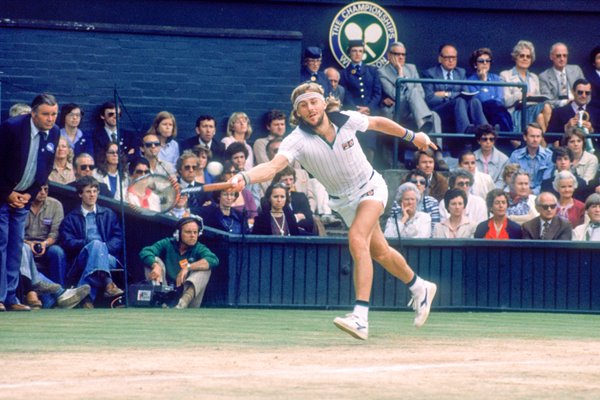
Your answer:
[0,21,303,142]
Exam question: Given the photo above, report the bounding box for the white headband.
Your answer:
[293,92,325,110]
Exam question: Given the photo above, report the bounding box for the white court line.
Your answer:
[0,360,548,390]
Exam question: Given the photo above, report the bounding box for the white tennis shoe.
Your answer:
[333,313,369,340]
[408,281,437,328]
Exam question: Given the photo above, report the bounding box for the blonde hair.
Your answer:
[289,82,341,126]
[226,112,253,140]
[57,136,74,164]
[147,111,178,140]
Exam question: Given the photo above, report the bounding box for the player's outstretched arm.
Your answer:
[367,116,437,151]
[231,154,289,191]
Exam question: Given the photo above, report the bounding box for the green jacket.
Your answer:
[139,238,219,282]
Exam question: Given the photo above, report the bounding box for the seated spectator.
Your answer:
[439,168,488,226]
[69,153,112,197]
[199,188,250,234]
[561,126,598,184]
[506,170,539,225]
[540,147,588,202]
[414,149,448,201]
[221,112,254,170]
[59,176,124,308]
[139,217,219,308]
[403,169,441,232]
[191,144,215,184]
[147,111,180,165]
[59,103,94,158]
[473,124,510,187]
[475,189,523,239]
[539,43,585,109]
[586,46,600,111]
[573,193,600,240]
[48,136,76,185]
[422,44,487,156]
[180,115,226,163]
[166,194,192,219]
[553,170,585,228]
[141,133,176,177]
[8,102,31,117]
[93,141,126,200]
[458,150,495,200]
[522,192,572,240]
[253,183,303,236]
[272,166,314,235]
[467,47,513,132]
[433,189,476,238]
[384,182,432,238]
[324,67,345,104]
[547,80,598,145]
[500,163,521,192]
[176,151,208,214]
[93,101,139,163]
[500,40,552,133]
[508,123,553,194]
[219,161,258,225]
[20,184,67,288]
[253,110,287,165]
[126,158,161,212]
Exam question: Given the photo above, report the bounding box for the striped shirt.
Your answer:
[278,111,372,198]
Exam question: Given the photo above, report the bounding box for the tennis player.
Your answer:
[231,82,438,340]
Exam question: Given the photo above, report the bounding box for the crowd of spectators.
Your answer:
[3,39,600,311]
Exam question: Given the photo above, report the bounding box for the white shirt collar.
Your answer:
[81,205,97,216]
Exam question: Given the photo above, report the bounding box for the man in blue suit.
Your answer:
[422,44,487,156]
[340,40,382,161]
[0,93,61,311]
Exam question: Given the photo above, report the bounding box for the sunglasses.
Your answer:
[518,53,532,59]
[476,58,492,64]
[143,141,161,148]
[554,54,568,58]
[577,90,591,96]
[390,51,406,56]
[79,164,95,170]
[540,204,557,211]
[134,169,149,175]
[106,150,119,155]
[183,165,198,171]
[480,136,495,142]
[456,181,471,187]
[441,55,457,60]
[106,111,122,117]
[410,178,427,185]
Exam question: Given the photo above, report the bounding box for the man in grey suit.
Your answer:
[378,42,438,133]
[522,192,572,240]
[539,43,585,108]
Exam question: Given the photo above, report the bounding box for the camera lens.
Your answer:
[34,243,43,253]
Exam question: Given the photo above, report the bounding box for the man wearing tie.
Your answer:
[522,192,572,240]
[0,93,60,311]
[547,79,599,138]
[422,44,488,156]
[92,101,139,163]
[539,43,585,109]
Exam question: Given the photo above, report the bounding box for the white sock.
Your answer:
[353,303,369,321]
[409,275,425,295]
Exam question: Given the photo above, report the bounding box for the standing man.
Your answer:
[180,115,226,162]
[522,192,572,240]
[340,40,382,162]
[539,43,585,109]
[509,123,554,195]
[300,46,331,93]
[140,217,219,309]
[422,44,487,156]
[0,94,60,311]
[231,82,437,340]
[253,110,287,165]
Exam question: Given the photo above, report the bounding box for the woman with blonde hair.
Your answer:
[48,136,76,184]
[221,112,254,170]
[147,111,180,165]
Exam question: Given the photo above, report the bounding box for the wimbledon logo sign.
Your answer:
[329,1,398,68]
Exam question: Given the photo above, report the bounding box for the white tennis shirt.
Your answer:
[278,111,374,198]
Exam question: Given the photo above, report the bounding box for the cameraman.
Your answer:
[139,217,219,309]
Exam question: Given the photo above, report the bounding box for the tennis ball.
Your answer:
[206,161,224,176]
